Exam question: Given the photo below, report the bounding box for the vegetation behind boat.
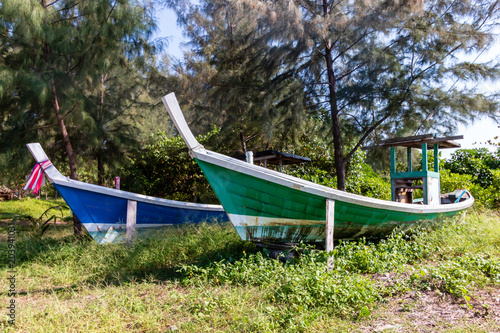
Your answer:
[8,131,498,209]
[119,130,500,209]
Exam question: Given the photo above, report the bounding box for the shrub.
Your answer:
[444,148,499,188]
[122,127,224,203]
[442,148,500,208]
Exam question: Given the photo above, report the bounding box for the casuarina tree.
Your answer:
[0,0,159,234]
[166,0,500,191]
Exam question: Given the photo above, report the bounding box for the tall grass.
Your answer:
[1,209,499,331]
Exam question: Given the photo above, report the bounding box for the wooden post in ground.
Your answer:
[326,199,335,270]
[126,200,137,244]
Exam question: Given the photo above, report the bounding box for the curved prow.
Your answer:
[26,143,65,183]
[161,92,205,153]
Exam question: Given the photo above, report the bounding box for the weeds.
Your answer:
[0,207,499,331]
[180,214,500,322]
[0,198,70,220]
[26,205,66,239]
[409,254,500,298]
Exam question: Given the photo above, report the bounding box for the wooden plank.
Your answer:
[363,135,463,150]
[422,143,428,172]
[434,144,439,172]
[253,155,278,162]
[381,133,434,144]
[245,151,254,164]
[126,200,137,244]
[390,147,396,173]
[326,199,335,270]
[162,93,204,152]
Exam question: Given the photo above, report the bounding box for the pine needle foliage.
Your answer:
[0,0,161,184]
[165,0,500,191]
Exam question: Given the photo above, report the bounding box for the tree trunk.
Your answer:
[322,0,346,191]
[324,44,346,191]
[42,0,82,235]
[97,74,107,187]
[97,153,105,186]
[50,81,82,236]
[239,129,248,154]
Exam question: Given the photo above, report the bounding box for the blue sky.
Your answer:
[154,6,500,158]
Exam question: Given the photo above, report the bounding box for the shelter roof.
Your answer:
[235,150,311,165]
[363,133,463,150]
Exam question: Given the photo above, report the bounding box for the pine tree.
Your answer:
[280,0,500,190]
[167,0,499,191]
[0,0,159,234]
[165,0,310,153]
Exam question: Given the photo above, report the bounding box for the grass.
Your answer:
[0,199,499,332]
[0,198,73,241]
[0,198,71,221]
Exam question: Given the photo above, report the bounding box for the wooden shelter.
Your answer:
[364,133,463,205]
[236,150,311,172]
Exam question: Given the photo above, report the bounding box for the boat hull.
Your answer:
[54,182,229,244]
[160,91,474,245]
[25,142,229,245]
[196,158,462,243]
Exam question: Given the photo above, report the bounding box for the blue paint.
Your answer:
[53,183,229,238]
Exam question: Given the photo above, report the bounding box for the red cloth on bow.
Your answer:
[24,160,52,194]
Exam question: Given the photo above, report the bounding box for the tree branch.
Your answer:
[58,1,118,83]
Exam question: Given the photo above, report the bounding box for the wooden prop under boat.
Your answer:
[161,92,474,245]
[26,143,229,244]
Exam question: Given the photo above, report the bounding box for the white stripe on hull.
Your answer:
[83,223,172,232]
[228,214,323,227]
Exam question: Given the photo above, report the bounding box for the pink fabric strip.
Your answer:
[24,160,52,194]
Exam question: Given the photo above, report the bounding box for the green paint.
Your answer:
[391,171,439,179]
[407,147,412,172]
[195,158,460,242]
[390,147,396,173]
[434,143,439,172]
[422,143,428,172]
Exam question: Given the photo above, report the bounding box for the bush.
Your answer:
[284,137,391,199]
[443,148,500,208]
[444,148,500,188]
[122,127,225,203]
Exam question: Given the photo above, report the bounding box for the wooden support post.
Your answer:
[390,147,396,173]
[433,143,439,172]
[245,151,254,164]
[326,199,335,270]
[407,147,412,172]
[421,143,428,172]
[126,200,137,244]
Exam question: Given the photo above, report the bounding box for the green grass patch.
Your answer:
[0,208,499,331]
[0,198,71,221]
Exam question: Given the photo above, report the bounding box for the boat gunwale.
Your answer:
[26,143,225,212]
[194,149,474,215]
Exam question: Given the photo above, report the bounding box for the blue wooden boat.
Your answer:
[26,143,229,244]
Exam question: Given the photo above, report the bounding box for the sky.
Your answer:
[155,7,185,59]
[154,6,500,160]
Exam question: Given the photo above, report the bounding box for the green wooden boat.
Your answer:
[161,93,474,244]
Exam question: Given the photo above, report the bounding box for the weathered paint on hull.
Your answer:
[196,159,461,243]
[88,226,181,244]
